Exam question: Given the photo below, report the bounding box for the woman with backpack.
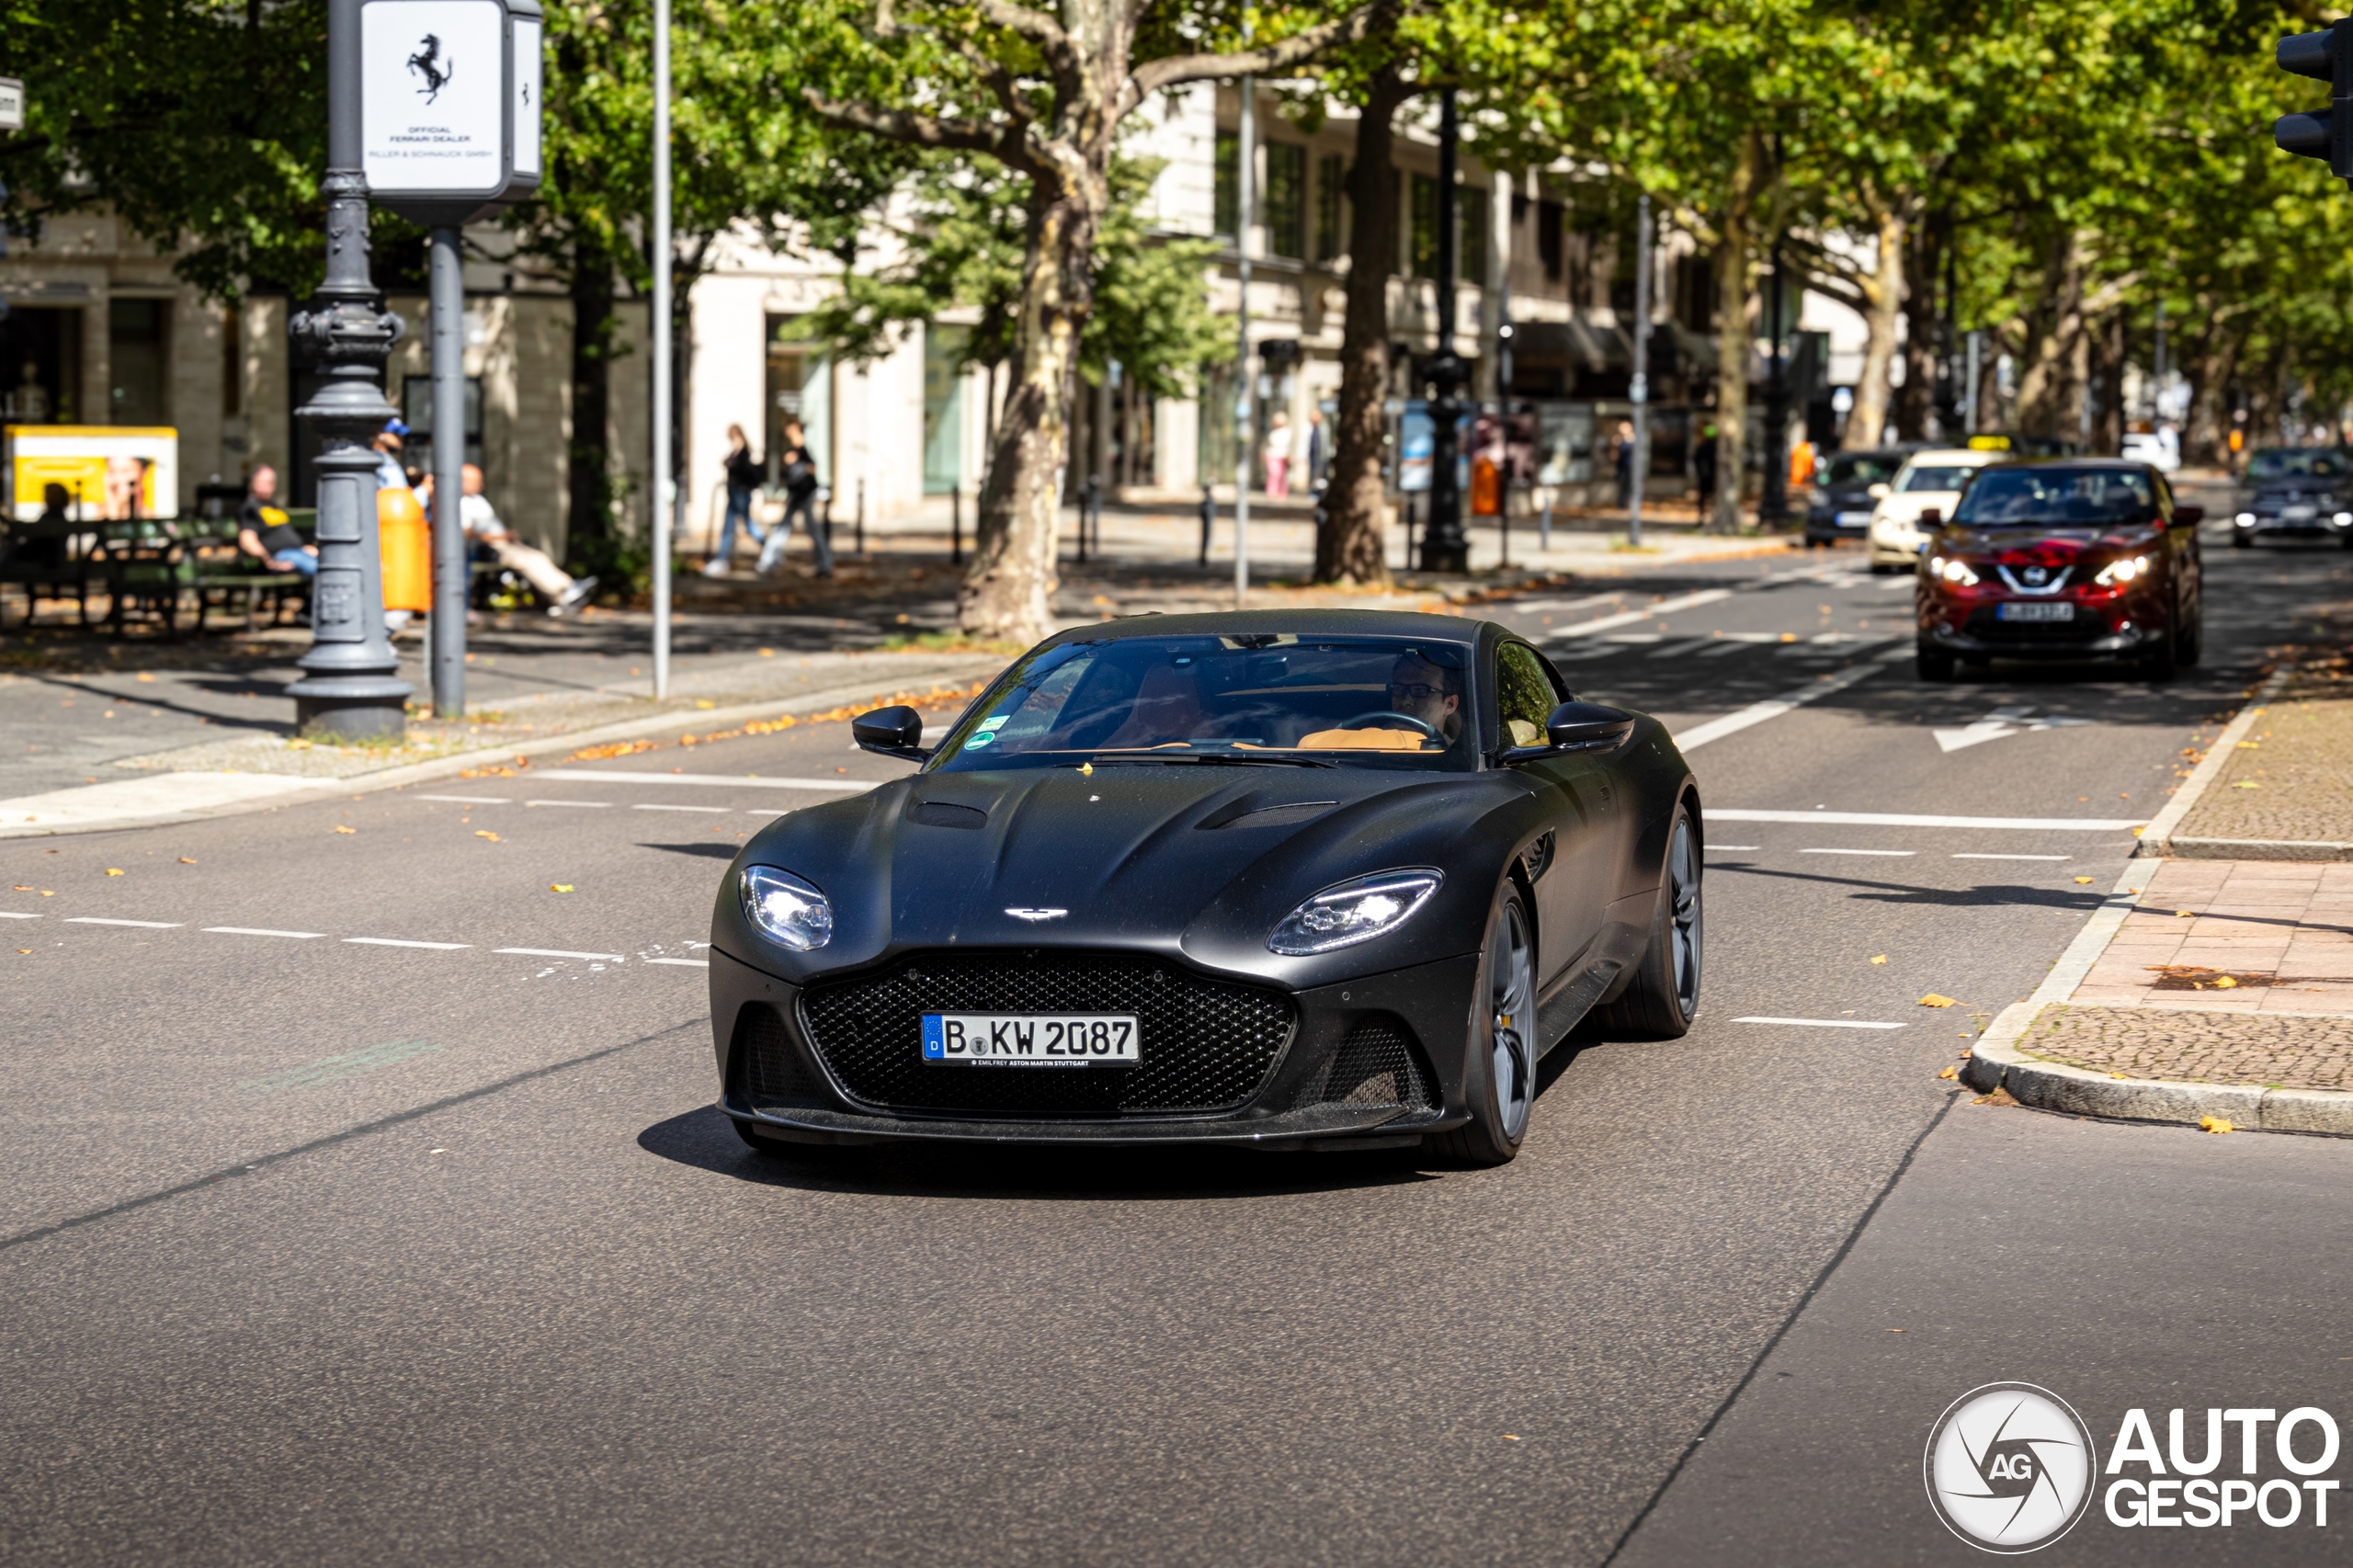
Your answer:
[705,424,768,577]
[758,419,833,577]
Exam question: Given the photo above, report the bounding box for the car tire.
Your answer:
[1869,562,1895,576]
[2142,604,2180,680]
[1586,804,1702,1043]
[1432,881,1540,1167]
[2177,609,2202,668]
[2231,532,2252,549]
[1917,646,1957,681]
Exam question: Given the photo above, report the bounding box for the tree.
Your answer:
[801,0,1376,641]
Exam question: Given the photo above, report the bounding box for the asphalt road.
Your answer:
[4,516,2350,1565]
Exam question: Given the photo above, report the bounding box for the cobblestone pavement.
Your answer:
[2072,858,2353,1016]
[2176,682,2353,846]
[2020,1003,2353,1091]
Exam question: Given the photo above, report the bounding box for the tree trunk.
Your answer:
[2015,230,2085,442]
[1844,208,1905,449]
[2183,315,2245,468]
[961,173,1108,642]
[1319,67,1411,585]
[2094,310,2126,456]
[566,242,619,576]
[1894,211,1944,442]
[1708,131,1761,534]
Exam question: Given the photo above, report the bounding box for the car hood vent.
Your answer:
[905,800,988,829]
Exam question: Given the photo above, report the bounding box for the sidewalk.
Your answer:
[1966,662,2353,1133]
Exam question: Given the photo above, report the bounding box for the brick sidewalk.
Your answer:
[2071,860,2353,1016]
[2019,1005,2353,1091]
[2173,688,2353,848]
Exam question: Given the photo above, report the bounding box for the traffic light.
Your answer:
[2277,22,2353,177]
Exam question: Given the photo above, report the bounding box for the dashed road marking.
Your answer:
[1802,847,1916,858]
[632,803,729,813]
[1672,659,1894,752]
[0,911,40,919]
[1710,808,2143,831]
[1706,844,1761,851]
[644,957,710,967]
[204,926,326,939]
[525,799,611,808]
[1952,853,2073,862]
[420,795,511,804]
[1734,1017,1907,1030]
[346,937,473,950]
[540,768,874,791]
[494,947,626,962]
[63,917,180,928]
[1540,587,1736,642]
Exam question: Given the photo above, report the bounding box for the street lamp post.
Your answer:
[1760,236,1790,524]
[286,0,412,739]
[1419,87,1469,574]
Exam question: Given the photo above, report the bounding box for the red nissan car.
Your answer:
[1915,460,2203,681]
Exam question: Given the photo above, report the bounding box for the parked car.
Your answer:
[712,611,1706,1167]
[1802,446,1917,548]
[1915,460,2202,681]
[1866,448,2012,572]
[2230,446,2353,549]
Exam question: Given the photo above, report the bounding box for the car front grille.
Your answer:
[800,952,1294,1117]
[735,1003,833,1111]
[1290,1015,1439,1112]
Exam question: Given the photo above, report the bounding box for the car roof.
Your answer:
[1038,608,1487,650]
[2006,457,2156,470]
[1903,449,2006,465]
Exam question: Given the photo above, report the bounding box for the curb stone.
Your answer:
[1964,1000,2353,1135]
[0,653,1007,841]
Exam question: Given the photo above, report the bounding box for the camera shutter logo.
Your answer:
[1924,1382,2097,1552]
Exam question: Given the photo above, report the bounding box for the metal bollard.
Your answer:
[856,477,866,559]
[1199,486,1214,565]
[1500,502,1510,571]
[951,485,962,565]
[1541,501,1553,551]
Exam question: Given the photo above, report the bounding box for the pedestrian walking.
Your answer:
[1612,418,1636,510]
[1305,407,1329,491]
[234,466,316,578]
[758,418,833,577]
[1264,410,1293,498]
[1694,424,1720,513]
[705,424,768,577]
[425,464,597,615]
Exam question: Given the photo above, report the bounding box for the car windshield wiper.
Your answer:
[1088,750,1339,768]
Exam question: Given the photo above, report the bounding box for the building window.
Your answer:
[1409,173,1438,278]
[1538,199,1565,283]
[1214,132,1239,241]
[1314,154,1346,262]
[1263,142,1305,259]
[1461,186,1489,283]
[108,298,170,427]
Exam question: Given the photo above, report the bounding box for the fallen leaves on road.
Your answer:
[1972,1086,2019,1107]
[177,858,196,865]
[12,885,27,892]
[2200,1115,2234,1135]
[1870,954,1889,965]
[695,699,717,710]
[1779,631,1798,642]
[2177,910,2197,918]
[2111,1072,2130,1079]
[39,891,53,897]
[459,759,530,778]
[551,884,574,893]
[2075,876,2096,884]
[1918,994,1958,1008]
[1938,1064,1959,1080]
[568,738,659,761]
[475,831,502,842]
[135,672,155,683]
[104,869,123,877]
[335,825,357,835]
[2231,780,2262,790]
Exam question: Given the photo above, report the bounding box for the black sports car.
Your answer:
[2230,446,2353,549]
[707,610,1702,1165]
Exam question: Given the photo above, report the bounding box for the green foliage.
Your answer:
[789,153,1229,399]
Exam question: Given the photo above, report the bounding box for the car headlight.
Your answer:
[2335,512,2352,528]
[740,866,834,951]
[1929,556,1979,585]
[1267,869,1443,956]
[2094,554,2151,585]
[2235,512,2256,527]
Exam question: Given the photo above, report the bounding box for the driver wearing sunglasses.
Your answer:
[1387,653,1463,743]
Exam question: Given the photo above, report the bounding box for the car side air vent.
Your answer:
[905,801,988,829]
[1196,799,1338,830]
[1292,1016,1438,1111]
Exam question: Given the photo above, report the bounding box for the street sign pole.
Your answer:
[1629,193,1651,550]
[1233,74,1254,608]
[429,226,466,717]
[652,0,673,698]
[1419,88,1469,573]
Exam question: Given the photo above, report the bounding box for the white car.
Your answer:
[1867,449,2012,572]
[2122,430,2181,472]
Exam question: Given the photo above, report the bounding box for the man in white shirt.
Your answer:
[420,464,597,616]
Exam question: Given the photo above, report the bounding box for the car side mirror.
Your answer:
[852,704,929,760]
[2171,506,2203,528]
[1917,508,1942,528]
[1868,483,1892,499]
[1543,701,1636,751]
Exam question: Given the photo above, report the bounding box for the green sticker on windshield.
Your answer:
[963,732,996,750]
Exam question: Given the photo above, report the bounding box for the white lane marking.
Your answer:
[1800,848,1915,858]
[494,947,626,962]
[204,926,326,939]
[644,957,710,967]
[63,917,181,928]
[1693,640,1750,658]
[0,911,40,919]
[1603,632,1666,644]
[1541,587,1736,642]
[525,799,612,809]
[1649,637,1718,659]
[1953,853,2072,862]
[1709,809,2144,831]
[632,803,729,813]
[1672,659,1891,752]
[743,807,790,816]
[540,768,873,791]
[346,937,473,950]
[420,794,511,804]
[1933,708,2095,753]
[1734,1017,1907,1030]
[1707,844,1762,851]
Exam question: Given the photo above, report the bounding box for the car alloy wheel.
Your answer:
[1490,897,1536,1142]
[1665,814,1701,1019]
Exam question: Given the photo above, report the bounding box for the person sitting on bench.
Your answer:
[423,464,597,616]
[234,467,316,577]
[4,483,75,569]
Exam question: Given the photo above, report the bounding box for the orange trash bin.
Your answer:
[1471,453,1501,517]
[378,486,432,612]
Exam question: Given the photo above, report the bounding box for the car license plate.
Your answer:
[2282,505,2318,521]
[1835,511,1874,527]
[921,1012,1140,1067]
[1995,601,2075,622]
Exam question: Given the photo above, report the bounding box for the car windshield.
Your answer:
[2245,448,2346,481]
[1825,454,1902,485]
[1895,464,1981,493]
[929,635,1479,773]
[1950,467,2155,527]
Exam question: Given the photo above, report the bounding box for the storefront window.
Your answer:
[765,315,830,487]
[0,305,81,425]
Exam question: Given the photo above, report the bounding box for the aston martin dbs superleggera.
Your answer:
[709,609,1702,1165]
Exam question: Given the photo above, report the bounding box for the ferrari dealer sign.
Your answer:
[361,0,507,196]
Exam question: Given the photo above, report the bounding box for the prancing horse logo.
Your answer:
[407,34,453,104]
[1006,908,1067,922]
